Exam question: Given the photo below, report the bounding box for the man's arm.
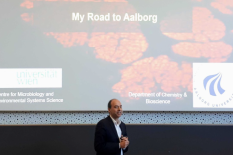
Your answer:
[94,121,120,154]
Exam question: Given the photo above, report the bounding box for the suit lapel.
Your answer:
[119,123,124,136]
[107,116,120,142]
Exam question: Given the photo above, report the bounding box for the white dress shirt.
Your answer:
[110,115,124,155]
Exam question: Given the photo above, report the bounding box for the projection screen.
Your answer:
[0,0,233,111]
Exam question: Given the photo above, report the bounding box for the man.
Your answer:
[94,99,129,155]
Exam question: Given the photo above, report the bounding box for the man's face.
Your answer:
[108,99,123,119]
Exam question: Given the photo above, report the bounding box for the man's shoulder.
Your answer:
[121,121,126,125]
[120,121,126,127]
[97,116,111,125]
[96,116,126,126]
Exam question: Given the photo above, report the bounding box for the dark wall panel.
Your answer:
[0,125,233,155]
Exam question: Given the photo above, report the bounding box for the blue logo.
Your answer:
[203,73,225,96]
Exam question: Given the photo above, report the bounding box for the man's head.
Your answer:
[108,99,123,120]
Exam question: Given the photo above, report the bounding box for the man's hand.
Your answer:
[120,136,129,149]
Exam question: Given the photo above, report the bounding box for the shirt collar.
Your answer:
[109,115,121,125]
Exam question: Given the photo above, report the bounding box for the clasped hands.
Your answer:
[120,135,129,149]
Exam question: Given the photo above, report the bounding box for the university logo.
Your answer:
[203,73,225,96]
[193,63,233,108]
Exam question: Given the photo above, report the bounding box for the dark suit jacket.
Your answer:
[94,116,128,155]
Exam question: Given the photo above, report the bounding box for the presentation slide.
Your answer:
[0,0,233,111]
